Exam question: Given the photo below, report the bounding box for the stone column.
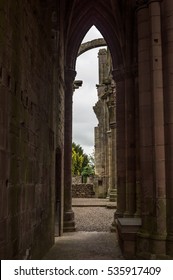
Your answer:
[106,130,112,198]
[136,0,167,257]
[148,0,166,255]
[162,0,173,257]
[134,70,141,217]
[124,70,136,217]
[106,86,117,202]
[136,2,153,256]
[63,68,76,232]
[109,121,117,202]
[138,0,152,226]
[112,68,126,217]
[110,124,117,231]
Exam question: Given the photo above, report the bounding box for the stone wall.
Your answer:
[93,49,116,199]
[72,184,95,198]
[72,176,82,184]
[0,0,56,259]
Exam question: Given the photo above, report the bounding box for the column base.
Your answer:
[63,210,76,232]
[106,187,110,199]
[150,234,167,256]
[136,231,168,259]
[109,189,117,202]
[116,217,142,259]
[114,209,124,218]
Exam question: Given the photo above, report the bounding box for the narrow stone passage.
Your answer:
[43,199,123,260]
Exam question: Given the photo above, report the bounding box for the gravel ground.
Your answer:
[43,203,123,260]
[73,206,115,232]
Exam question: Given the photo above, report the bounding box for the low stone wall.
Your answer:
[72,184,95,198]
[72,176,82,184]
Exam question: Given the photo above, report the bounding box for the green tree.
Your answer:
[81,164,95,183]
[81,164,94,176]
[72,143,95,178]
[72,142,89,175]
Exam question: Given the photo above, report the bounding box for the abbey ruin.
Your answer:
[0,0,173,259]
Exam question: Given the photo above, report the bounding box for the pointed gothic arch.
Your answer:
[63,2,128,235]
[65,4,125,70]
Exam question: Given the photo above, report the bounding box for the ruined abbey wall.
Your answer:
[0,0,58,259]
[1,0,173,260]
[94,49,116,200]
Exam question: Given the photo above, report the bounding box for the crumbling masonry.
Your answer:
[1,0,173,259]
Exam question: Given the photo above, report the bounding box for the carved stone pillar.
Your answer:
[148,0,166,255]
[106,130,112,198]
[109,122,117,202]
[112,68,126,217]
[63,68,76,232]
[136,0,167,257]
[107,89,117,202]
[124,69,136,217]
[134,70,141,217]
[136,3,152,254]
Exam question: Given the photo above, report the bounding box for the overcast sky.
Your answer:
[72,26,104,156]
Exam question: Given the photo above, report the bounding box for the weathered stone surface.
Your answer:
[78,38,107,56]
[72,176,82,184]
[0,0,173,260]
[0,0,56,259]
[72,184,95,198]
[93,49,117,200]
[116,218,142,259]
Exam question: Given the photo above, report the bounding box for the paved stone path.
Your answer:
[43,198,123,260]
[43,232,123,260]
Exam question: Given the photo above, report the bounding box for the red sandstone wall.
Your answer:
[0,0,56,259]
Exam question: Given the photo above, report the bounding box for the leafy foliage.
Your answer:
[72,142,89,175]
[72,143,95,177]
[81,165,95,177]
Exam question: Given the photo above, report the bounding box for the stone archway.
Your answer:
[63,0,125,234]
[78,38,107,56]
[1,0,173,260]
[63,1,139,260]
[63,0,171,259]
